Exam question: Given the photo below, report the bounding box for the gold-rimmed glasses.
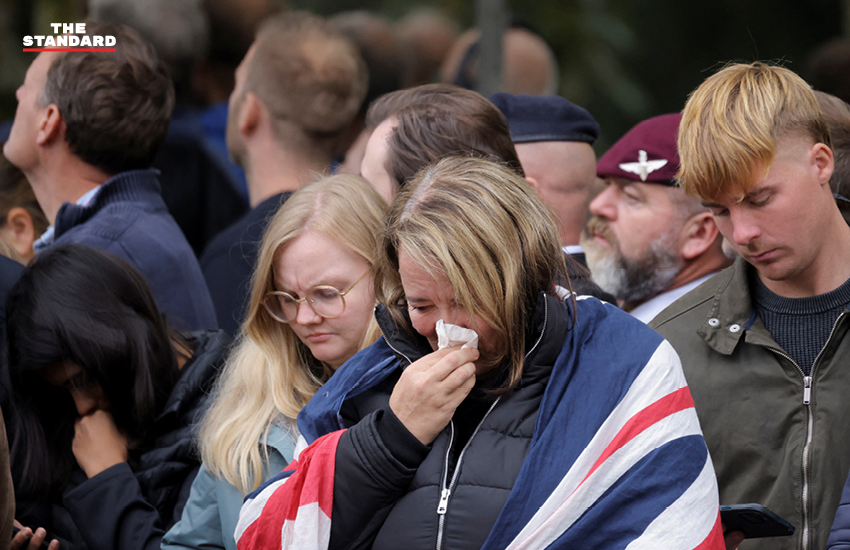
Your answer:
[262,270,370,323]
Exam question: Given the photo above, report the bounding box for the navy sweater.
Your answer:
[51,169,218,330]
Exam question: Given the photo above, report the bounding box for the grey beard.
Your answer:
[585,238,682,303]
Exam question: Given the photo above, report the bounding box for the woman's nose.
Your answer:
[293,299,322,326]
[441,311,472,331]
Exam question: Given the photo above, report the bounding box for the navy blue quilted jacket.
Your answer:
[51,169,217,331]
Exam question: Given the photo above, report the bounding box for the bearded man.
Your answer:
[581,113,731,323]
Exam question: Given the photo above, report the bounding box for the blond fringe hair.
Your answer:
[200,174,386,494]
[375,155,568,395]
[678,62,831,203]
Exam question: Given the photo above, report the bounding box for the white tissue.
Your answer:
[436,319,479,350]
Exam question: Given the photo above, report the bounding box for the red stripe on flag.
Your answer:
[297,431,341,517]
[579,386,695,488]
[692,511,725,550]
[238,430,345,549]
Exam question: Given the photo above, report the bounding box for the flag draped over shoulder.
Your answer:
[483,336,723,550]
[235,431,343,550]
[234,296,724,550]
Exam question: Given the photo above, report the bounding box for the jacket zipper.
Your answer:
[434,298,549,550]
[766,346,811,550]
[764,310,847,550]
[378,326,414,367]
[435,397,501,550]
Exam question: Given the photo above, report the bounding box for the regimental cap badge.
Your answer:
[618,150,668,182]
[596,113,682,186]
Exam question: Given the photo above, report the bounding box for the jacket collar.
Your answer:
[374,305,432,367]
[157,329,229,423]
[54,169,162,239]
[697,256,807,355]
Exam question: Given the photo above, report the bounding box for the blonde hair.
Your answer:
[375,155,568,394]
[200,174,385,494]
[678,62,831,203]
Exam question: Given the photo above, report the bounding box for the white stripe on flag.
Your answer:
[505,407,703,550]
[625,454,719,549]
[234,475,291,543]
[504,340,690,549]
[281,501,332,550]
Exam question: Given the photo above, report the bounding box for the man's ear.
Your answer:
[680,211,720,260]
[1,207,37,260]
[36,104,63,146]
[239,92,262,137]
[812,142,834,188]
[525,176,541,192]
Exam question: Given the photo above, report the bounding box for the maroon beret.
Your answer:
[596,113,682,185]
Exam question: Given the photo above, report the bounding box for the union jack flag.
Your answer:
[235,296,725,550]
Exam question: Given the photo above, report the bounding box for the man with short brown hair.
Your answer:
[4,21,216,330]
[200,11,368,335]
[360,84,522,202]
[359,84,611,301]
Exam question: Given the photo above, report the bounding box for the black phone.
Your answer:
[720,503,796,539]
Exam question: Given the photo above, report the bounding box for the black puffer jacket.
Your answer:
[17,330,230,550]
[329,293,570,550]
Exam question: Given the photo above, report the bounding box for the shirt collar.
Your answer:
[629,273,717,324]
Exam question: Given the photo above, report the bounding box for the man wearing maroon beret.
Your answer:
[580,113,732,322]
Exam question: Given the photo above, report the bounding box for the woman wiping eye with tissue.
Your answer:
[235,156,725,550]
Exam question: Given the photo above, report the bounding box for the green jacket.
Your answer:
[651,257,850,550]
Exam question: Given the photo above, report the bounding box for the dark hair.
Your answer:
[815,91,850,197]
[807,37,850,105]
[365,84,522,186]
[5,244,179,498]
[0,152,48,235]
[331,11,404,119]
[40,21,175,175]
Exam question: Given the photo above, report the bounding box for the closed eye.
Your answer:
[749,195,771,207]
[623,189,641,204]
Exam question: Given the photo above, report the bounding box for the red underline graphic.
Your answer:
[23,48,116,52]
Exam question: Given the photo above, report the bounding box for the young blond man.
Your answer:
[651,63,850,550]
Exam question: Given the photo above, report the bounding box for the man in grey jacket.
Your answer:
[651,63,850,550]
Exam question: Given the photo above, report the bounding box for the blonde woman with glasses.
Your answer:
[162,174,385,550]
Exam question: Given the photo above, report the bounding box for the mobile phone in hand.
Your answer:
[720,503,795,538]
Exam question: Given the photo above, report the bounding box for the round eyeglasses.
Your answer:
[262,270,370,324]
